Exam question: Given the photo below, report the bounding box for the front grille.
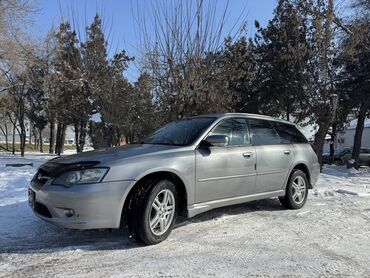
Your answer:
[35,202,52,218]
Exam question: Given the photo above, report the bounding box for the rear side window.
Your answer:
[209,118,250,146]
[272,122,308,144]
[248,119,281,146]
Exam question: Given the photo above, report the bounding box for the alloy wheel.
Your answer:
[149,189,175,236]
[291,176,306,205]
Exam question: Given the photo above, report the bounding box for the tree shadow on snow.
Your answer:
[0,198,283,254]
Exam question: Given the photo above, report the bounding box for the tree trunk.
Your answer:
[56,125,60,154]
[49,120,55,154]
[57,124,67,155]
[29,124,32,146]
[55,122,61,155]
[74,122,80,153]
[101,123,112,148]
[78,120,87,152]
[16,108,26,157]
[34,131,37,150]
[12,122,16,155]
[18,116,26,157]
[351,102,369,170]
[0,124,9,150]
[115,127,121,146]
[314,121,331,168]
[329,123,337,164]
[4,122,8,150]
[39,129,43,153]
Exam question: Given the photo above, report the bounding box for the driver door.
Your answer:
[195,118,257,203]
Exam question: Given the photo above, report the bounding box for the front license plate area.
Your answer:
[28,189,35,210]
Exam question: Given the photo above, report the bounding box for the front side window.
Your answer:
[248,119,281,146]
[143,117,216,146]
[208,118,250,146]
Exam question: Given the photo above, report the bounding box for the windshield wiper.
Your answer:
[142,142,183,146]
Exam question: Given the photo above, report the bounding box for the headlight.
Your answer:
[52,168,109,187]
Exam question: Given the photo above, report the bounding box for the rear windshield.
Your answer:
[271,122,308,144]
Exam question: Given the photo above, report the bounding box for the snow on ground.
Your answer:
[0,153,369,278]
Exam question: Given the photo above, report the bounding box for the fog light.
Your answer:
[64,209,75,218]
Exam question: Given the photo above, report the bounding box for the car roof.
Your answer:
[189,113,295,125]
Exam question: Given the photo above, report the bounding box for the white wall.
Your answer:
[338,128,370,149]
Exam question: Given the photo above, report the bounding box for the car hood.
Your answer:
[39,144,183,176]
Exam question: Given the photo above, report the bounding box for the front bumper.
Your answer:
[29,179,135,229]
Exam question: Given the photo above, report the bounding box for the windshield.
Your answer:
[143,117,216,146]
[335,148,350,155]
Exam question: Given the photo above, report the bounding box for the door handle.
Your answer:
[243,152,253,158]
[284,150,291,155]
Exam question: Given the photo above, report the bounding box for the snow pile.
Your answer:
[0,154,55,207]
[314,165,370,197]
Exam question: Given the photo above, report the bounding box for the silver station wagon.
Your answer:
[29,113,320,244]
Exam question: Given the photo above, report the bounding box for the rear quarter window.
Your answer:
[271,122,308,144]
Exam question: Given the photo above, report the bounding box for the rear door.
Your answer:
[247,119,294,193]
[195,118,256,203]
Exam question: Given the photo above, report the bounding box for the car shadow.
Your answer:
[0,198,284,254]
[176,197,284,227]
[0,201,144,254]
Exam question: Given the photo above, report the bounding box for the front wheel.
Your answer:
[279,170,308,209]
[128,179,178,245]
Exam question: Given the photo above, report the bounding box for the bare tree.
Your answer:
[135,0,246,124]
[0,95,12,150]
[0,0,37,70]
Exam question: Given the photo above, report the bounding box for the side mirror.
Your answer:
[205,135,229,147]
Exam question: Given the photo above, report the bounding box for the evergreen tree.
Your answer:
[255,0,309,120]
[127,72,155,142]
[300,0,338,164]
[26,56,48,152]
[54,21,88,154]
[337,1,370,169]
[83,15,134,148]
[220,35,262,114]
[82,14,110,116]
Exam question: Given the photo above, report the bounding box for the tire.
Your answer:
[127,179,178,245]
[279,170,308,209]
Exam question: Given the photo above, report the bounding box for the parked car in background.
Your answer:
[322,147,370,165]
[29,113,320,245]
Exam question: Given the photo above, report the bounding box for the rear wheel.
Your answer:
[127,179,178,245]
[279,170,308,209]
